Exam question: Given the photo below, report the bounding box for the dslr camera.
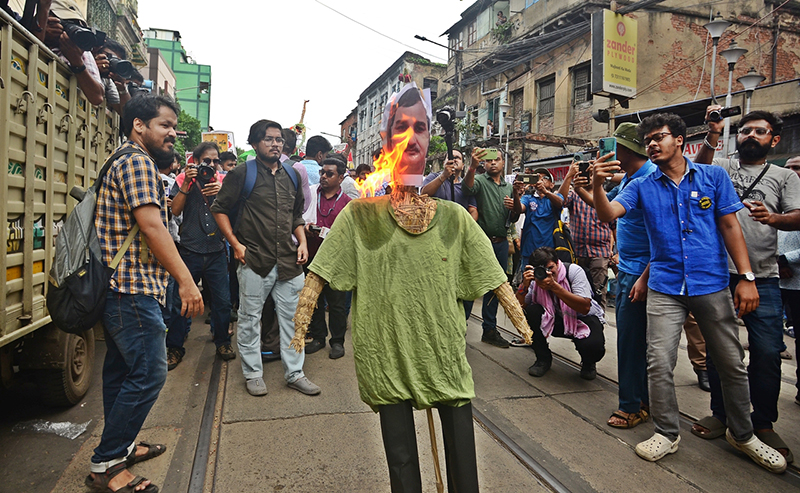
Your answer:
[707,106,742,123]
[61,20,106,52]
[106,56,135,79]
[192,163,216,186]
[533,265,550,281]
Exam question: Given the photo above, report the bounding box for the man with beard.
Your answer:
[464,147,518,347]
[89,95,204,493]
[691,107,800,463]
[211,120,320,397]
[592,113,786,473]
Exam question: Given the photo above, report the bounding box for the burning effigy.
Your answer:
[292,83,531,492]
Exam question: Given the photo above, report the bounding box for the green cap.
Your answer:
[613,122,647,157]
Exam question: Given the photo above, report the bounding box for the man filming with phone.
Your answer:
[520,247,606,380]
[511,168,563,271]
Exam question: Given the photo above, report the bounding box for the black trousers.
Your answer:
[525,303,605,364]
[378,401,479,493]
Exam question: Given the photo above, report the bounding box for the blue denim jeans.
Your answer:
[92,293,168,469]
[237,264,305,383]
[615,270,649,414]
[167,248,232,353]
[160,276,180,330]
[707,276,784,429]
[481,239,509,334]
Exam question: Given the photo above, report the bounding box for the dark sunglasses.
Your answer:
[202,158,221,165]
[319,169,338,178]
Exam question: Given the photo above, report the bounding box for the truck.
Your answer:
[1,10,120,405]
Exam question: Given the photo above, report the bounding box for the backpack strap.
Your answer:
[109,224,140,270]
[282,161,298,190]
[92,146,145,194]
[242,159,258,199]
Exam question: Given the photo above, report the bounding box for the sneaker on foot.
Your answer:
[528,359,552,377]
[580,361,597,380]
[481,329,510,348]
[780,349,792,360]
[329,343,345,359]
[246,377,268,396]
[216,343,236,361]
[167,348,182,371]
[288,376,321,395]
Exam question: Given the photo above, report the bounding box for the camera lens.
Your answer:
[63,22,98,52]
[108,57,135,79]
[533,266,548,280]
[707,110,722,122]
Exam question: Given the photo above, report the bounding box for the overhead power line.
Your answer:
[313,0,446,62]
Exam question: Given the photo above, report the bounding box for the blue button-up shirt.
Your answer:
[614,158,743,296]
[607,160,657,276]
[520,192,563,258]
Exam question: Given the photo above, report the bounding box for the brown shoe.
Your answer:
[216,343,236,361]
[167,348,182,371]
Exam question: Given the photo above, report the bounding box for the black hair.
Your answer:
[355,163,371,176]
[282,128,297,155]
[219,151,236,162]
[173,151,183,163]
[306,136,332,157]
[122,94,180,136]
[192,141,219,163]
[103,38,127,59]
[531,247,558,268]
[637,113,686,150]
[322,157,347,177]
[740,110,783,136]
[325,152,347,166]
[247,119,282,146]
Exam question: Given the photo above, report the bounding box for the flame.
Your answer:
[354,126,414,197]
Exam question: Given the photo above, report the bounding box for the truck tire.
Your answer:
[38,329,95,406]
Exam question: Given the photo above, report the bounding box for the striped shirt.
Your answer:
[563,189,613,258]
[95,141,169,303]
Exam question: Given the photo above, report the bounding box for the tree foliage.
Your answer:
[175,110,202,158]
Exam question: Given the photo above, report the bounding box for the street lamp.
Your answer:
[499,101,512,174]
[738,67,765,113]
[719,40,747,156]
[703,13,731,104]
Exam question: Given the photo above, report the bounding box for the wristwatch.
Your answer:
[741,271,756,282]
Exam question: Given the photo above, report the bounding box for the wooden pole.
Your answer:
[426,408,445,493]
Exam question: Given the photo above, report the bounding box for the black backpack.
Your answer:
[47,147,144,334]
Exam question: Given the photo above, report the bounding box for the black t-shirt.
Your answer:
[170,178,225,254]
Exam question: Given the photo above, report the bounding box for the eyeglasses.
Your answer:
[643,132,673,146]
[738,126,772,137]
[202,158,221,165]
[262,137,286,145]
[319,169,338,178]
[786,166,800,171]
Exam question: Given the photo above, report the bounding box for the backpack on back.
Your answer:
[553,219,576,264]
[47,147,144,334]
[228,159,298,233]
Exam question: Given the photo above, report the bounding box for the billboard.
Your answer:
[591,9,638,98]
[202,131,236,153]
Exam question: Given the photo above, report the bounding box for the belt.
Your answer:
[489,236,507,243]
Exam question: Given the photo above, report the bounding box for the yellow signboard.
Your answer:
[202,131,235,153]
[592,10,638,98]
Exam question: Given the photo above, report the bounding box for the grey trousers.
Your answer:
[647,288,752,442]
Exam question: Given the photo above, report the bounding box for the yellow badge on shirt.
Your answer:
[699,197,712,210]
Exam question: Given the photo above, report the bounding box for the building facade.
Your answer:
[443,0,800,166]
[140,47,177,98]
[339,108,357,166]
[83,0,147,65]
[354,52,450,167]
[143,28,211,130]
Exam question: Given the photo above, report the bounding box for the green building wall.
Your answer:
[144,38,211,130]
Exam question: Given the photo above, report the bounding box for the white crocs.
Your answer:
[725,429,787,473]
[635,433,680,462]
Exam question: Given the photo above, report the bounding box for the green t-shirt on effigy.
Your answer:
[309,196,508,411]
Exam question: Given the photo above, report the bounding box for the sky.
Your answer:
[137,0,469,151]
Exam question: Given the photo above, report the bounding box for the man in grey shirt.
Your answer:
[693,108,800,462]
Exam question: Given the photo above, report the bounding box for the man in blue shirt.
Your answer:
[512,168,563,269]
[592,113,785,473]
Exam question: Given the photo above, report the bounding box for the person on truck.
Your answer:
[88,94,204,493]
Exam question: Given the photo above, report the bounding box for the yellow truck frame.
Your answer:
[1,10,119,405]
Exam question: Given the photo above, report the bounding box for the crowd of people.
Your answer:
[42,20,794,485]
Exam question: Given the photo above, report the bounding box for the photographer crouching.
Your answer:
[521,247,606,380]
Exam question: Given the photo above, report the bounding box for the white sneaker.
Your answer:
[635,433,680,461]
[288,376,321,395]
[246,377,267,396]
[725,429,787,473]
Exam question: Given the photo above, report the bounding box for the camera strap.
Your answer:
[738,163,770,202]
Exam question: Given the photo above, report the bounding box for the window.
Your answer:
[572,64,592,105]
[368,102,374,126]
[359,110,366,131]
[537,76,555,117]
[423,78,439,101]
[487,97,500,134]
[467,20,477,46]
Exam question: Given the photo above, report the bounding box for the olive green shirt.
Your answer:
[464,173,513,237]
[211,161,304,280]
[308,197,508,411]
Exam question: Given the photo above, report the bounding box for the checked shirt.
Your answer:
[95,141,169,303]
[564,189,613,258]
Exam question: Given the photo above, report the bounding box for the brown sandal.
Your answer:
[607,410,645,429]
[85,462,159,493]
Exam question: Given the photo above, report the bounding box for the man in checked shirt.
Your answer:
[89,94,203,493]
